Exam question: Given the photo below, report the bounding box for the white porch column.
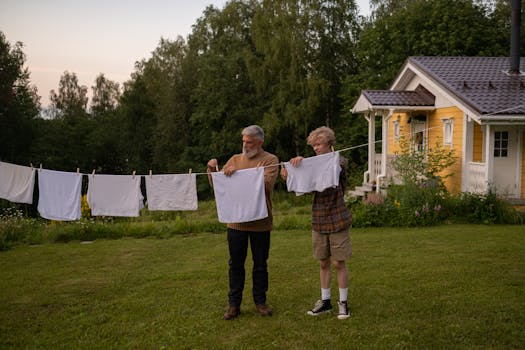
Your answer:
[381,111,393,184]
[484,124,494,191]
[366,112,375,184]
[376,110,393,192]
[462,115,474,192]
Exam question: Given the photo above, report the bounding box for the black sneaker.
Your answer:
[337,300,350,320]
[307,299,332,316]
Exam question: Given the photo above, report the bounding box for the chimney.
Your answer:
[510,0,522,74]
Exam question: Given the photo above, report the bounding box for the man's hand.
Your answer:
[222,165,235,176]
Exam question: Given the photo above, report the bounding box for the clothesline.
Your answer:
[2,124,445,177]
[0,147,342,222]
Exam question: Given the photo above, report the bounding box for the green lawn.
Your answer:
[1,224,524,349]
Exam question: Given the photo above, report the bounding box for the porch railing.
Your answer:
[371,154,401,187]
[371,158,488,193]
[465,162,487,193]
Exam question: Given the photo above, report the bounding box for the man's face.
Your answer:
[242,135,262,158]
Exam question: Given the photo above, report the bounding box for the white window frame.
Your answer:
[393,120,400,141]
[442,118,454,147]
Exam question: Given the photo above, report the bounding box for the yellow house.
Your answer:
[351,56,525,200]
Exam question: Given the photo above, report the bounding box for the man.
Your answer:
[207,125,279,320]
[281,126,352,320]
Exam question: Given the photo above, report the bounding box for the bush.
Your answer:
[348,185,522,227]
[449,190,522,224]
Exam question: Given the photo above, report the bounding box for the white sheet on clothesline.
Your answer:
[145,173,198,211]
[0,161,35,204]
[284,151,340,195]
[211,167,268,223]
[37,168,82,221]
[87,174,144,217]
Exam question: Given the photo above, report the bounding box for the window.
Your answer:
[393,120,400,141]
[442,119,453,146]
[494,131,509,157]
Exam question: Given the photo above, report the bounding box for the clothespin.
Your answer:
[256,162,261,170]
[76,168,80,176]
[39,163,42,170]
[132,170,136,179]
[149,170,152,179]
[331,146,335,152]
[30,163,33,169]
[215,165,219,172]
[188,168,192,175]
[92,169,96,177]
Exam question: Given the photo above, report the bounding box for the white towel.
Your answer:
[284,152,341,195]
[145,174,198,211]
[0,161,36,204]
[37,169,82,221]
[87,174,144,217]
[211,167,268,223]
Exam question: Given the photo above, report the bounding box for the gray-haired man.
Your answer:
[207,125,279,320]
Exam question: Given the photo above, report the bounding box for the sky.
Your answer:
[1,0,371,108]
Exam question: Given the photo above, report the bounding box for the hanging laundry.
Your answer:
[87,174,144,217]
[211,167,268,223]
[37,169,82,221]
[0,161,36,204]
[284,151,341,195]
[145,174,198,211]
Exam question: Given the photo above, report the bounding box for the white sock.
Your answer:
[321,288,331,301]
[339,288,348,302]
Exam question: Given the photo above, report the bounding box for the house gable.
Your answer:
[391,57,525,124]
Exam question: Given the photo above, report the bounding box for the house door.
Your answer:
[492,127,519,197]
[412,121,426,152]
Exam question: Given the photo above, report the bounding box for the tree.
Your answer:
[118,74,156,174]
[49,71,88,118]
[186,1,262,167]
[140,37,193,173]
[87,74,125,173]
[248,0,360,158]
[35,71,92,171]
[354,0,509,91]
[0,31,40,164]
[90,74,121,118]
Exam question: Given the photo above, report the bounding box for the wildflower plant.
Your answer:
[392,136,456,188]
[0,205,44,250]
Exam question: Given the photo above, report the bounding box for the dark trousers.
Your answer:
[227,228,271,307]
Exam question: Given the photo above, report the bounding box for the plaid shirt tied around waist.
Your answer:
[311,157,352,234]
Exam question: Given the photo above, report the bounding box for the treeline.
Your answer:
[0,0,519,191]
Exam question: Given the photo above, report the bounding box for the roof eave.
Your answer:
[479,115,525,125]
[353,105,435,113]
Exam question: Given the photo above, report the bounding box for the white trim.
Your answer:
[461,114,471,192]
[442,117,454,147]
[484,125,494,186]
[393,119,400,141]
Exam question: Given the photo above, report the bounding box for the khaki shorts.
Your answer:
[312,229,351,261]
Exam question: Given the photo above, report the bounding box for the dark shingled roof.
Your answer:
[363,85,435,107]
[409,56,525,115]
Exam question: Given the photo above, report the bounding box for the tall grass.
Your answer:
[0,194,313,250]
[1,225,523,349]
[1,189,523,251]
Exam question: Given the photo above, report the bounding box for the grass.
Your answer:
[1,224,524,349]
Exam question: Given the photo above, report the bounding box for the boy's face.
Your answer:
[311,138,331,155]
